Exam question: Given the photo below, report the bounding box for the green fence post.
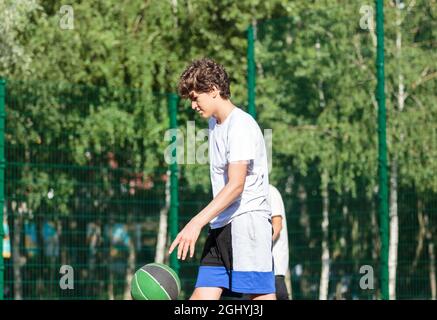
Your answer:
[375,0,389,300]
[168,93,180,276]
[0,79,5,300]
[247,24,256,119]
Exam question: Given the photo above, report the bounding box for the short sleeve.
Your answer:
[269,186,285,218]
[227,119,256,163]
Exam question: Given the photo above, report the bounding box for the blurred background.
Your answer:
[0,0,436,300]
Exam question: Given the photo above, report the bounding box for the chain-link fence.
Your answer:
[250,2,436,299]
[1,2,436,301]
[3,80,179,299]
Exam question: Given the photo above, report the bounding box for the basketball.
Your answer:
[130,263,181,300]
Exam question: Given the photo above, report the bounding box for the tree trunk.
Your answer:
[285,267,292,300]
[107,224,114,300]
[108,273,114,300]
[388,4,404,300]
[424,212,436,300]
[370,191,380,262]
[298,184,310,241]
[316,39,329,300]
[342,201,349,256]
[335,281,342,300]
[155,170,171,264]
[87,222,101,298]
[123,238,136,300]
[284,172,294,299]
[388,158,399,300]
[59,220,67,267]
[349,201,360,278]
[411,198,426,273]
[13,211,23,300]
[319,172,330,300]
[428,236,436,300]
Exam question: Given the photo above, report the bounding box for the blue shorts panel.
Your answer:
[195,266,275,294]
[195,266,230,289]
[231,270,275,294]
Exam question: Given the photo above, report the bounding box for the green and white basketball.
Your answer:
[130,263,181,300]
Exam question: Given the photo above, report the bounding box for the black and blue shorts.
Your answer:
[195,211,275,295]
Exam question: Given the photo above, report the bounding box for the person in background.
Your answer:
[269,184,290,300]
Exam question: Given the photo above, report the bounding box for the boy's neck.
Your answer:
[214,100,236,124]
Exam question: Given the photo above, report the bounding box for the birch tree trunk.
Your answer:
[428,235,436,300]
[319,171,330,300]
[424,212,436,300]
[155,170,171,264]
[107,224,114,300]
[285,268,292,300]
[13,151,32,300]
[388,3,406,300]
[298,184,310,241]
[13,210,23,300]
[123,238,136,300]
[370,190,380,262]
[388,158,399,300]
[342,201,349,257]
[316,37,329,299]
[108,273,114,300]
[411,198,426,281]
[284,173,294,299]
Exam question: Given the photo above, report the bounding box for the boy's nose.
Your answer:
[191,101,197,110]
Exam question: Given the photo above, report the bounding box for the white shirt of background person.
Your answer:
[269,184,289,277]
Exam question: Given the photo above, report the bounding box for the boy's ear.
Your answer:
[211,86,220,98]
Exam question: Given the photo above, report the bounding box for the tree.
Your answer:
[0,0,40,77]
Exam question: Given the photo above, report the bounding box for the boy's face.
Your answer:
[189,90,217,119]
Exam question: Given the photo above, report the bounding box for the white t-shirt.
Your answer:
[208,107,271,229]
[269,184,290,276]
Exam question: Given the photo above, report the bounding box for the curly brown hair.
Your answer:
[178,58,231,99]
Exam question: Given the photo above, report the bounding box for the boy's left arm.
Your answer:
[168,161,248,260]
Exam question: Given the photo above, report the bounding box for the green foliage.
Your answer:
[0,0,40,77]
[3,0,436,300]
[74,106,136,164]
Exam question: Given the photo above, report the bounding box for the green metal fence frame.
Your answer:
[0,79,5,300]
[168,93,180,277]
[375,0,389,300]
[247,25,256,120]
